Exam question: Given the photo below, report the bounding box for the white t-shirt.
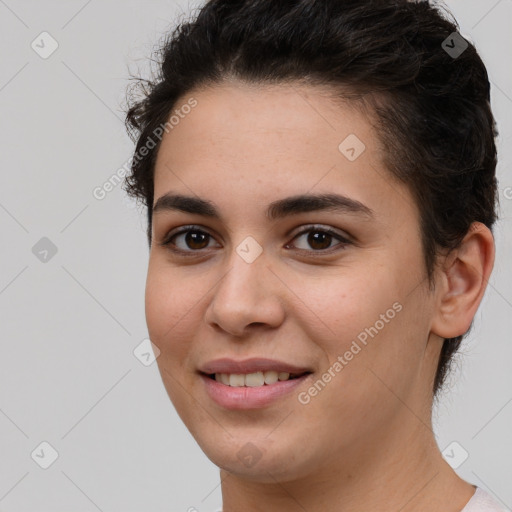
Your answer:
[460,487,509,512]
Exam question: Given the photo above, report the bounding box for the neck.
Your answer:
[219,411,475,512]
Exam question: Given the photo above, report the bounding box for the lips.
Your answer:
[200,370,312,409]
[198,357,313,376]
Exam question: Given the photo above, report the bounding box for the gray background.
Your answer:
[0,1,511,510]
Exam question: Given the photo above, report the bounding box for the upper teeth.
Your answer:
[214,371,293,387]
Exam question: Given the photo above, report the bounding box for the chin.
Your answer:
[196,433,315,483]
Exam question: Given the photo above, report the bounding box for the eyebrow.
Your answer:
[152,192,375,221]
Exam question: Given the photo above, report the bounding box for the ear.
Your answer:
[430,222,495,339]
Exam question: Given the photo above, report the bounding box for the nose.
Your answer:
[204,249,286,338]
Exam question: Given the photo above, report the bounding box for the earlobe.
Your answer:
[430,222,495,339]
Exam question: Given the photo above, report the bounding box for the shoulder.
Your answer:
[460,487,509,512]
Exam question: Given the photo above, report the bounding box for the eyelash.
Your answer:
[158,224,352,257]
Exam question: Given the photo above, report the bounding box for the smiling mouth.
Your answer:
[204,371,311,387]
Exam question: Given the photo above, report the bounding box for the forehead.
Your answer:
[153,81,418,229]
[156,81,372,166]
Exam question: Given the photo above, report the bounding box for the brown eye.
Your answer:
[181,230,210,250]
[160,227,219,254]
[305,230,333,250]
[289,226,351,253]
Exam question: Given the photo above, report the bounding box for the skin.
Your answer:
[145,80,495,512]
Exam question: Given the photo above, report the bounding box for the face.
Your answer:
[146,81,441,483]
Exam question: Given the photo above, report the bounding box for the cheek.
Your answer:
[294,265,420,400]
[145,270,171,341]
[293,271,414,431]
[293,267,398,348]
[144,264,204,403]
[144,260,199,346]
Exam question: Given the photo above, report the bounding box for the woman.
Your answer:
[123,1,506,510]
